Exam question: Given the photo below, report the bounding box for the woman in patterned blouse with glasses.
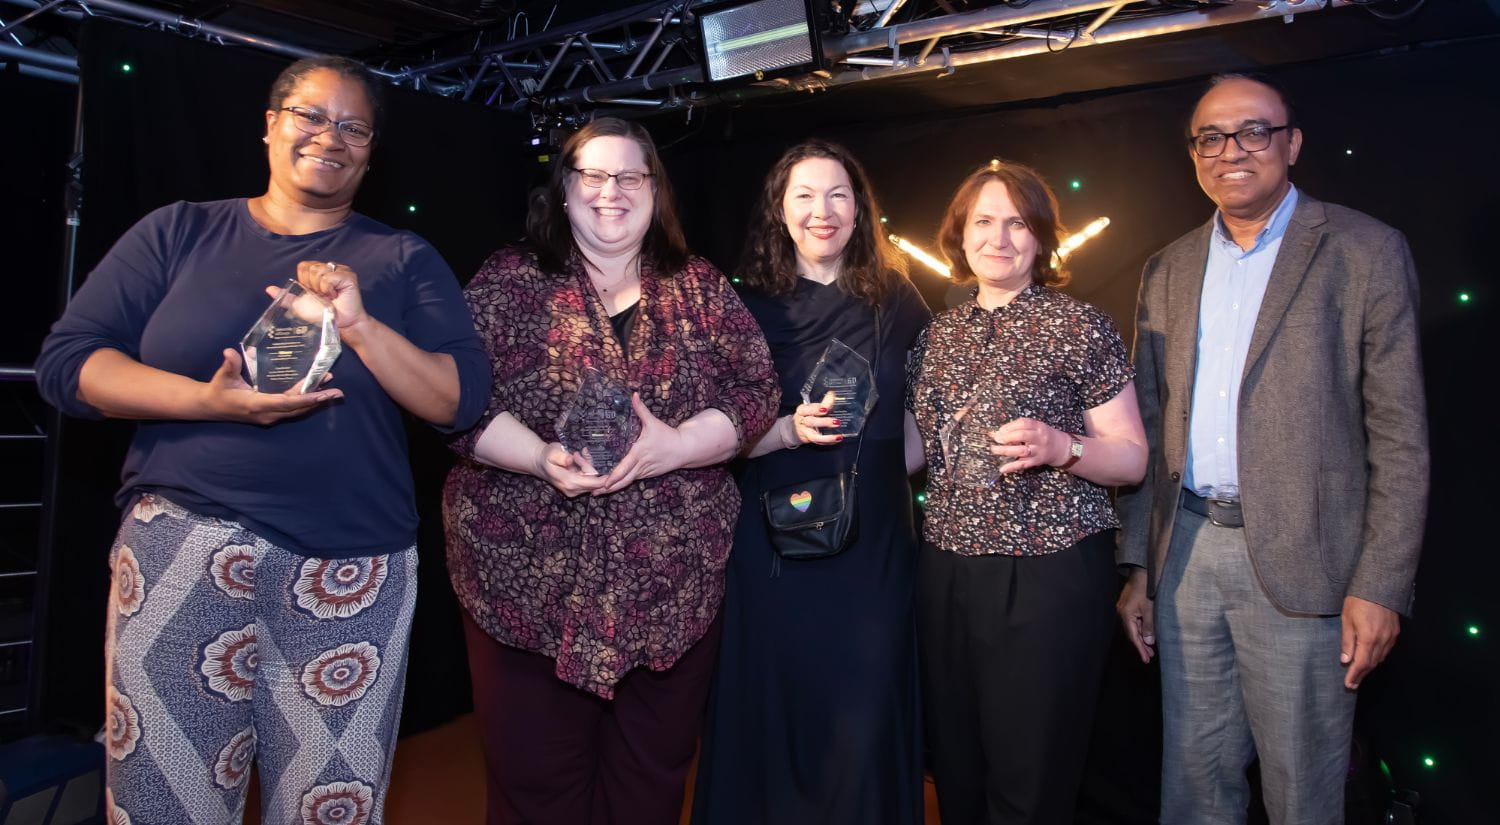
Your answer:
[907,160,1148,824]
[442,117,778,825]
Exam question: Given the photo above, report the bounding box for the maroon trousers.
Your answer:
[462,612,722,825]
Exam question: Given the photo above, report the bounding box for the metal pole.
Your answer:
[1082,0,1129,38]
[71,0,322,59]
[0,40,77,72]
[874,0,909,30]
[834,0,1123,55]
[30,74,84,735]
[541,64,703,109]
[623,11,670,79]
[391,0,677,82]
[845,0,1352,84]
[0,0,65,38]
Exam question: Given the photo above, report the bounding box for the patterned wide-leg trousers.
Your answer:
[101,494,417,825]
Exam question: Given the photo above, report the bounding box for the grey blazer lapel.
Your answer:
[1241,196,1329,381]
[1165,221,1212,411]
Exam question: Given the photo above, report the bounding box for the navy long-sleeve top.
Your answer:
[35,199,490,557]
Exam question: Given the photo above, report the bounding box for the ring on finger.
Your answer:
[326,261,338,272]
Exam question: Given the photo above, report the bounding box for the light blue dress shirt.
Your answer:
[1184,185,1299,497]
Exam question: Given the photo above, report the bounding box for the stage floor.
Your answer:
[248,712,943,823]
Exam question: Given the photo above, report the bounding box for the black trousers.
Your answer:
[917,531,1118,825]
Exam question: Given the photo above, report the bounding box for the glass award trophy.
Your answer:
[938,396,1017,488]
[240,279,342,394]
[801,339,877,437]
[555,366,641,474]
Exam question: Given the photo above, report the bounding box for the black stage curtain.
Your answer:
[650,38,1498,825]
[37,18,528,740]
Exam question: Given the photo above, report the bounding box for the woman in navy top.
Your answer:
[35,56,487,825]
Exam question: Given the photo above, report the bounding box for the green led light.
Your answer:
[1422,756,1436,769]
[879,216,889,224]
[1458,292,1471,303]
[1069,179,1082,191]
[1469,625,1481,637]
[1345,148,1354,156]
[731,277,742,284]
[121,63,133,73]
[406,204,417,214]
[915,492,927,505]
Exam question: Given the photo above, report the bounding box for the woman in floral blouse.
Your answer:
[907,160,1147,824]
[442,117,778,825]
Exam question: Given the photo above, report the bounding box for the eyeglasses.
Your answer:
[571,167,653,190]
[280,106,375,147]
[1186,124,1291,158]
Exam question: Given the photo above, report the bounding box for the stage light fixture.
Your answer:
[698,0,823,84]
[889,234,951,279]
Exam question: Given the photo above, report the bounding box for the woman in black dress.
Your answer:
[692,140,930,825]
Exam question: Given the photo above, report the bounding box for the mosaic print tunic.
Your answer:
[907,284,1133,557]
[444,246,779,698]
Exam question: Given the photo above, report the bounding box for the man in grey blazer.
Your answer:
[1116,74,1428,825]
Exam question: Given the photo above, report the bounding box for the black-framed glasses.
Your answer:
[1187,124,1291,158]
[571,167,653,190]
[279,106,375,147]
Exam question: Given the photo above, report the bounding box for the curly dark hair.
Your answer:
[524,117,688,276]
[735,139,905,304]
[936,159,1069,289]
[267,56,385,138]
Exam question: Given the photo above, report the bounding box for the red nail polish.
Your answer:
[831,420,841,426]
[819,407,828,414]
[835,435,844,442]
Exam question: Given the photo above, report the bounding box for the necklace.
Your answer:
[590,267,638,294]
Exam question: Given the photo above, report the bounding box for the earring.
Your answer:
[262,136,269,144]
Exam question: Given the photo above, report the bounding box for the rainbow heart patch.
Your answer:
[789,491,813,512]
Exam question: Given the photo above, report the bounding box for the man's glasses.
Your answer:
[280,106,375,147]
[1186,124,1291,158]
[571,167,653,190]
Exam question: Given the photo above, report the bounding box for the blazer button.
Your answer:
[1170,472,1181,482]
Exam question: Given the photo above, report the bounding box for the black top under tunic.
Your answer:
[691,276,931,825]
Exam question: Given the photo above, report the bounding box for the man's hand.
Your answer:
[1341,596,1400,689]
[1117,567,1156,663]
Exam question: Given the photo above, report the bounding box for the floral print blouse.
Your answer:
[444,246,778,698]
[907,283,1133,557]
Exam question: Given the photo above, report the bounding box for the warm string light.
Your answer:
[1050,216,1111,269]
[889,234,952,279]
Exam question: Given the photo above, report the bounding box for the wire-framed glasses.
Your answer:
[280,106,375,147]
[571,167,653,190]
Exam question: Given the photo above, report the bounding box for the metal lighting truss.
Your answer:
[1,0,1357,114]
[396,0,1360,116]
[402,0,1361,115]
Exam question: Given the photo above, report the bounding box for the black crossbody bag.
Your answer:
[761,311,881,560]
